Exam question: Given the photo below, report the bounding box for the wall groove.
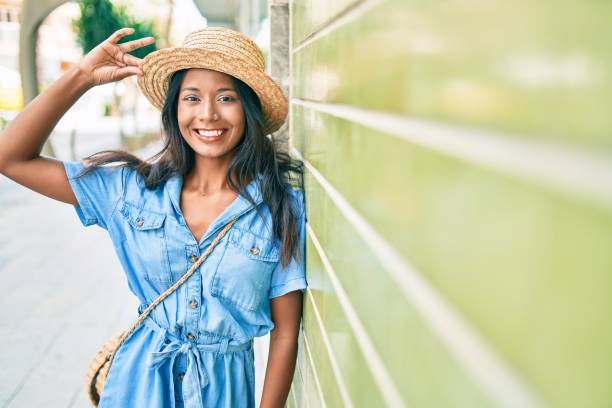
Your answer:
[302,332,328,408]
[292,0,383,54]
[305,288,354,407]
[292,99,612,210]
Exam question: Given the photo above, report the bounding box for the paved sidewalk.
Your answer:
[0,174,138,407]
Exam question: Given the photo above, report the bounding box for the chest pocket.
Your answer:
[210,227,280,311]
[119,201,172,284]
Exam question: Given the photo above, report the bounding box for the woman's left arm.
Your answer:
[259,289,303,408]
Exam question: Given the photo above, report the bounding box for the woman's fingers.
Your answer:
[93,27,153,82]
[121,52,142,67]
[113,65,144,81]
[108,27,135,45]
[119,36,155,53]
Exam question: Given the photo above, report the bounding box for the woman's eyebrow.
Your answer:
[181,87,199,93]
[180,87,236,93]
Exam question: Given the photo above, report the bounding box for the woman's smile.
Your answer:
[192,127,229,142]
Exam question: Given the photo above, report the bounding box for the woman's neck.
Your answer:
[184,156,232,193]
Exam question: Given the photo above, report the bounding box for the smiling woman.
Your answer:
[0,27,306,408]
[177,69,246,160]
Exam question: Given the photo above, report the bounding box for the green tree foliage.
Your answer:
[74,0,158,59]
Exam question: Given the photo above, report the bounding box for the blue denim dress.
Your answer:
[63,161,307,408]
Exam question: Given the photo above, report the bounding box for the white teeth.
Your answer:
[196,129,224,137]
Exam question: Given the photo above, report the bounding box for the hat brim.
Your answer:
[137,47,288,133]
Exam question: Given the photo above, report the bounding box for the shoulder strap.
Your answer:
[118,218,238,343]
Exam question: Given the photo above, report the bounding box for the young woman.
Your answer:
[0,27,306,408]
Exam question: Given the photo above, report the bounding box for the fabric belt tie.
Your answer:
[143,317,252,408]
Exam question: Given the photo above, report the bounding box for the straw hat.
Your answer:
[137,27,287,133]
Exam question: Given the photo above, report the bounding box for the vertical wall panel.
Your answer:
[288,0,612,406]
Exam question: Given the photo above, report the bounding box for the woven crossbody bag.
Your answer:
[85,218,238,406]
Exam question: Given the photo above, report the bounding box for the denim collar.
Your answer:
[166,172,264,245]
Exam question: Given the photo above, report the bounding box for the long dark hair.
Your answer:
[78,69,304,267]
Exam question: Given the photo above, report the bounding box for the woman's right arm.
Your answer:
[0,27,154,205]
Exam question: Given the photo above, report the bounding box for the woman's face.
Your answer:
[177,68,245,161]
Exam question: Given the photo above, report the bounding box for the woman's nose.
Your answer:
[197,99,219,122]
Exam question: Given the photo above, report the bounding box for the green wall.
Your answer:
[288,0,612,407]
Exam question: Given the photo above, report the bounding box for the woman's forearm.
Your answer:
[260,333,299,408]
[0,65,91,168]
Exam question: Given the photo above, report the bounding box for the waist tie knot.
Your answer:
[143,317,252,408]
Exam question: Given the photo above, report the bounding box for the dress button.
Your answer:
[186,332,196,341]
[189,299,198,309]
[189,254,198,264]
[136,218,144,227]
[250,246,260,256]
[177,372,185,380]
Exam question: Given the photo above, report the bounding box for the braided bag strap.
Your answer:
[113,218,237,352]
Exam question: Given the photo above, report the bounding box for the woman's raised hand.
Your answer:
[77,27,155,88]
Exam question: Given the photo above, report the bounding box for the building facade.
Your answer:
[286,0,612,407]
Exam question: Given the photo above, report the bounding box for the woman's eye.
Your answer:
[184,96,199,102]
[218,95,235,102]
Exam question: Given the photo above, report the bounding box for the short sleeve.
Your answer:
[63,161,125,230]
[269,188,308,299]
